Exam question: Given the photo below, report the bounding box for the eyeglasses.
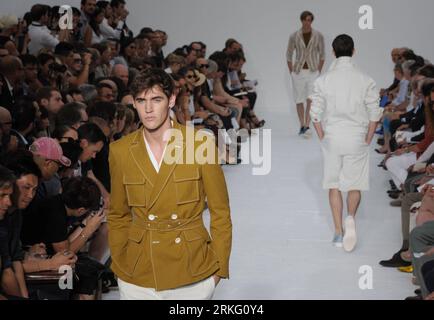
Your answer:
[186,75,198,80]
[198,64,209,69]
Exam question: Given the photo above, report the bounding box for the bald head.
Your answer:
[0,106,12,134]
[112,64,129,86]
[0,56,22,75]
[0,56,23,84]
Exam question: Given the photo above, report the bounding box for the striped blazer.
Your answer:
[286,28,325,74]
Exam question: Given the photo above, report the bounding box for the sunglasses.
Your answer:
[186,75,199,80]
[198,64,209,69]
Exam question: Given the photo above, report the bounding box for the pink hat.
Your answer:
[29,137,71,167]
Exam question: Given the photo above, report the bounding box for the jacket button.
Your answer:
[175,237,181,244]
[171,214,178,220]
[148,214,156,221]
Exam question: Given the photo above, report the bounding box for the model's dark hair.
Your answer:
[300,11,314,21]
[332,34,354,58]
[130,68,174,99]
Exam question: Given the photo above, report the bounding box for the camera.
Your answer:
[49,62,67,74]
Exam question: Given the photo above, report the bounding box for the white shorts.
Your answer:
[291,69,319,104]
[320,134,370,192]
[118,276,216,300]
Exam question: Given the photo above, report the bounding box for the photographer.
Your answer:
[54,42,92,90]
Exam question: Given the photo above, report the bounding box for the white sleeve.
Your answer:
[309,78,326,123]
[41,31,59,49]
[364,78,382,122]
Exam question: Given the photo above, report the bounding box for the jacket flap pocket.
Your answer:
[128,228,145,243]
[173,167,200,182]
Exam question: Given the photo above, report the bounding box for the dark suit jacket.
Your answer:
[0,75,15,112]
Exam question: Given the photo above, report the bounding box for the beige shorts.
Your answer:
[320,134,370,192]
[291,69,319,104]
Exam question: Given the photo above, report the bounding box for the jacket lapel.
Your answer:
[128,130,158,187]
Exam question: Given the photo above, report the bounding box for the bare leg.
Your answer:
[305,99,312,128]
[347,190,361,217]
[329,189,343,235]
[296,103,305,129]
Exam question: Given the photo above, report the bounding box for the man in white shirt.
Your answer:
[28,4,59,55]
[309,34,382,252]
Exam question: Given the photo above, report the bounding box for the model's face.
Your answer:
[15,174,38,210]
[133,86,175,132]
[301,16,313,29]
[0,186,13,220]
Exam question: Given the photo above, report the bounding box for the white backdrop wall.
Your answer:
[2,0,434,114]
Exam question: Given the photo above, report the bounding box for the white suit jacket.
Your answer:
[309,57,382,135]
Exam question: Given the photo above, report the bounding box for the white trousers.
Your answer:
[291,69,319,104]
[118,277,216,300]
[386,152,417,189]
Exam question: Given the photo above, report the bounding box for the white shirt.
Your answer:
[142,125,172,173]
[310,57,382,135]
[90,28,105,45]
[28,22,59,55]
[100,18,122,40]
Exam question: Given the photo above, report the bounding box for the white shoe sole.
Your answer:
[333,242,343,248]
[343,218,357,252]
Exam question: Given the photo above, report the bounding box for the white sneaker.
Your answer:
[343,216,357,252]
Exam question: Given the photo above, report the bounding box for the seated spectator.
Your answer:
[10,98,37,149]
[25,176,105,300]
[96,82,115,102]
[165,53,185,74]
[0,165,24,298]
[0,106,18,154]
[84,6,105,47]
[93,42,112,79]
[2,151,77,280]
[0,56,24,112]
[20,54,43,97]
[36,53,55,87]
[111,63,129,87]
[55,102,88,130]
[36,87,65,135]
[52,125,79,144]
[76,123,109,207]
[114,37,136,67]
